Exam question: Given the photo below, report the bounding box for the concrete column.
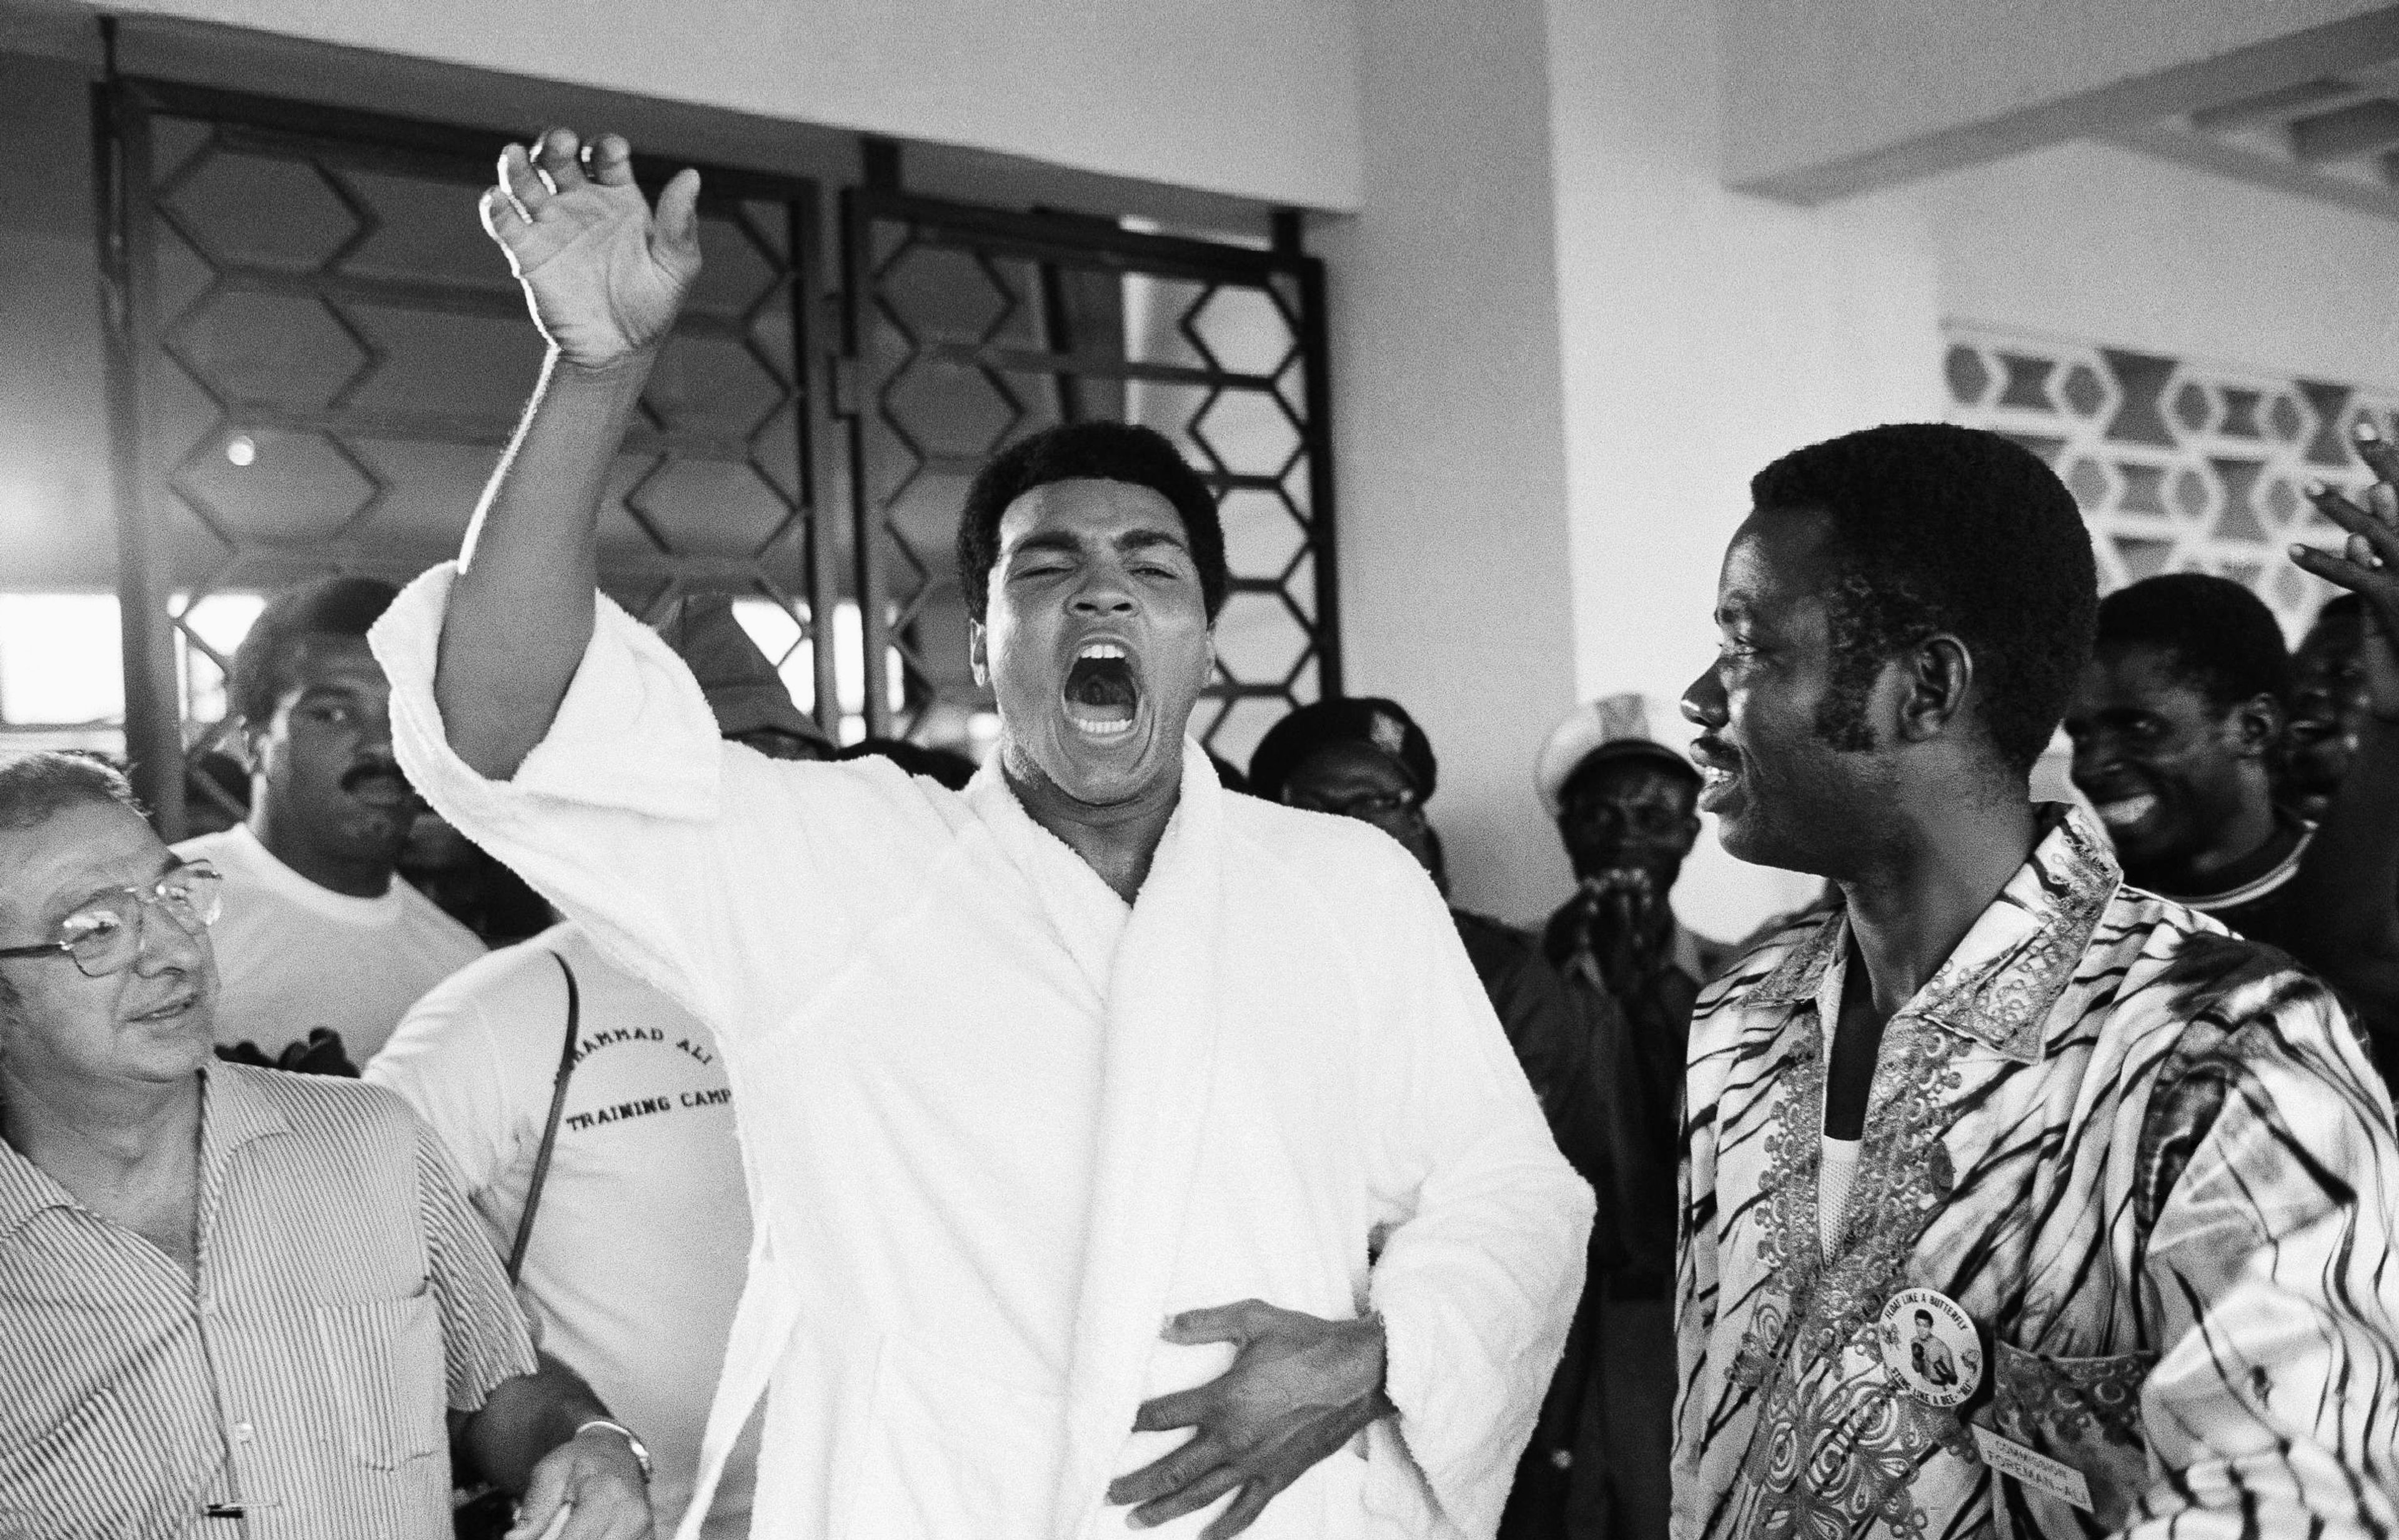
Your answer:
[1315,0,1582,927]
[1542,0,1947,937]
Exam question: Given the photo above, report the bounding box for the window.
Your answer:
[0,591,264,743]
[728,598,905,747]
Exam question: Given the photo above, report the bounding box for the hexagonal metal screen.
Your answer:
[1945,324,2399,637]
[842,189,1339,767]
[97,80,827,832]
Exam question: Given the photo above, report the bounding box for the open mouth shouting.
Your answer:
[1063,640,1143,740]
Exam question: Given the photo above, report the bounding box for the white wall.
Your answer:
[104,0,1364,212]
[1915,138,2399,394]
[1316,0,1581,930]
[1541,0,1945,940]
[1541,4,2399,942]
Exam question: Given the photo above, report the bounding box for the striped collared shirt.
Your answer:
[0,1061,537,1539]
[1674,805,2399,1540]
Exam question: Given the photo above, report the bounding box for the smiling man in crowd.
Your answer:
[1676,424,2398,1539]
[174,577,483,1072]
[2064,573,2305,933]
[0,753,650,1539]
[366,128,1586,1540]
[2065,565,2399,1076]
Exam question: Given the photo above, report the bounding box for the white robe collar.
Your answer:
[1033,738,1229,1533]
[960,750,1133,998]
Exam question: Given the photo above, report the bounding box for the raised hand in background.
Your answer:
[2282,419,2399,1082]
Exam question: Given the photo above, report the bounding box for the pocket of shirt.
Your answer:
[837,1334,1063,1540]
[315,1288,447,1470]
[1988,1341,2156,1529]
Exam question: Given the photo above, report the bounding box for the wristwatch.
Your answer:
[574,1418,653,1484]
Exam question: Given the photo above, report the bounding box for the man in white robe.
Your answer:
[370,127,1589,1540]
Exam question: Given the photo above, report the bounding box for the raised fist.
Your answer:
[480,127,702,369]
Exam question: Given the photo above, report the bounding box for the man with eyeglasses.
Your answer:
[1248,698,1613,1540]
[0,752,653,1538]
[1247,697,1604,1171]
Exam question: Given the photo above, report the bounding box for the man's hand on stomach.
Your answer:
[1106,1300,1393,1536]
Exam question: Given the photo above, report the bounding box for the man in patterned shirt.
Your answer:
[1674,424,2399,1539]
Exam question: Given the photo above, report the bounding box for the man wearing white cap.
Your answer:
[1533,693,1729,1540]
[1536,695,1731,1007]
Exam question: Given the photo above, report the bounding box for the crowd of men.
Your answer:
[4,124,2398,1540]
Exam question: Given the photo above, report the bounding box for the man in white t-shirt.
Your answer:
[176,576,484,1070]
[370,925,757,1538]
[367,596,830,1538]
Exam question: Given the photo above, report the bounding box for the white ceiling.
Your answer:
[2117,61,2399,222]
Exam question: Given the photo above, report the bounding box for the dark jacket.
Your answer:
[1451,908,1614,1246]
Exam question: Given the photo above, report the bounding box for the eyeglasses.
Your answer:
[0,864,223,980]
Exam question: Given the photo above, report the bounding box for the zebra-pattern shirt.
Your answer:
[0,1061,537,1539]
[1674,805,2399,1540]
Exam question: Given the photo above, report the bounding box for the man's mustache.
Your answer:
[339,762,417,797]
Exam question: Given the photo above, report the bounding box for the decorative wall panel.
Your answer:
[1944,324,2398,637]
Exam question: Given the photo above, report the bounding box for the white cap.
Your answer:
[1534,692,1699,817]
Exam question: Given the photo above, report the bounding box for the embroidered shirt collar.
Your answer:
[1744,804,2120,1062]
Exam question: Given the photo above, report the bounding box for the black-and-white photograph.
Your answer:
[2,2,2398,1538]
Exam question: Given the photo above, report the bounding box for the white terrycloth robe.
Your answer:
[372,569,1590,1540]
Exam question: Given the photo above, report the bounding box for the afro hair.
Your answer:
[954,422,1227,623]
[227,575,400,728]
[2308,591,2365,632]
[1750,423,2097,775]
[2095,572,2290,713]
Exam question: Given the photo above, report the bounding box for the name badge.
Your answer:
[1970,1426,2094,1512]
[1876,1287,1982,1409]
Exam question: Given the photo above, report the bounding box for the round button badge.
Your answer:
[1877,1288,1983,1409]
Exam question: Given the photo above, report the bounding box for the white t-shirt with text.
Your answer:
[366,923,756,1539]
[174,823,484,1065]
